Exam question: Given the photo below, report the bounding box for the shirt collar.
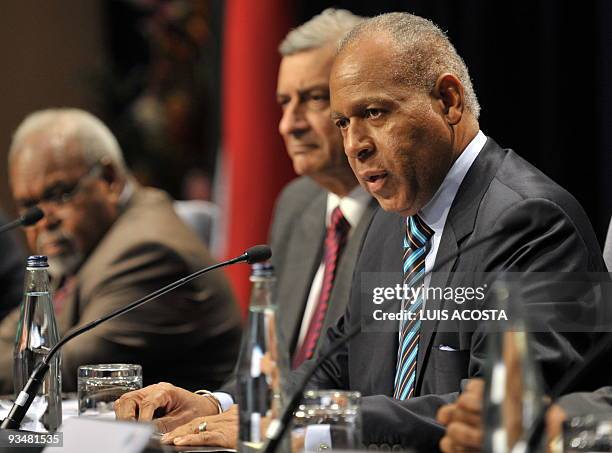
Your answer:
[417,130,487,235]
[118,179,135,211]
[326,184,370,228]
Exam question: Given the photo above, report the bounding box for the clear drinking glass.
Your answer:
[78,364,142,416]
[292,390,361,452]
[564,414,612,452]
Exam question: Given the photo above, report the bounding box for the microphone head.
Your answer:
[244,245,272,264]
[21,206,44,226]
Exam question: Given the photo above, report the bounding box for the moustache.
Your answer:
[36,231,77,255]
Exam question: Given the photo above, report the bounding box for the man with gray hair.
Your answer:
[0,108,242,393]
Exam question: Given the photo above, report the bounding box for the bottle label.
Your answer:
[15,391,29,406]
[250,412,261,443]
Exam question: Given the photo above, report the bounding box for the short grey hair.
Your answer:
[9,108,128,173]
[279,8,365,56]
[339,12,481,118]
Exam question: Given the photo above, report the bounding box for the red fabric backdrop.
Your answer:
[221,0,296,315]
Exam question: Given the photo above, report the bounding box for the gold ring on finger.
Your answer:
[198,421,208,433]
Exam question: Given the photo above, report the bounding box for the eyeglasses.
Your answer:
[17,164,103,216]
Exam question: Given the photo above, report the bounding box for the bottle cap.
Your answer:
[251,262,274,277]
[27,255,49,268]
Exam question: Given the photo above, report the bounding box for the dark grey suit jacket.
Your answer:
[269,176,378,359]
[296,138,608,450]
[218,177,378,396]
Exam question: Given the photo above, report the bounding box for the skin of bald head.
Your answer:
[330,29,479,217]
[9,112,126,277]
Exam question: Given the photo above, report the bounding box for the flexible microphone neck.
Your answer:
[263,219,519,453]
[0,207,44,235]
[45,256,243,364]
[0,244,271,430]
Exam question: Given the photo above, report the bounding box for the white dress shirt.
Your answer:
[420,130,487,274]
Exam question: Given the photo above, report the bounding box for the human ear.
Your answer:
[99,159,124,198]
[433,73,464,126]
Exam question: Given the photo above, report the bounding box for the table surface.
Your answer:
[0,396,235,452]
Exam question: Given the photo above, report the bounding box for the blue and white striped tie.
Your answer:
[393,215,433,400]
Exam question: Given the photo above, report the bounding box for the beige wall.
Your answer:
[0,0,105,214]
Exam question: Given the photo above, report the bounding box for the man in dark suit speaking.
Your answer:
[300,12,606,450]
[117,12,606,451]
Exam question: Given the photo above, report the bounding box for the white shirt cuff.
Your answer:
[212,392,234,412]
[305,424,332,452]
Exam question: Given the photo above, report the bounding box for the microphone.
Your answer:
[263,215,526,453]
[0,207,44,234]
[244,244,272,264]
[0,244,272,430]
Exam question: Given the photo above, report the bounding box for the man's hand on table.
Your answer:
[436,377,568,453]
[114,382,219,433]
[437,378,485,453]
[545,404,567,453]
[160,404,239,448]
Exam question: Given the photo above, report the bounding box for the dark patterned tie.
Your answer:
[393,215,433,400]
[292,206,350,368]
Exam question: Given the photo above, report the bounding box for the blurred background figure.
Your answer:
[0,108,242,394]
[0,209,25,321]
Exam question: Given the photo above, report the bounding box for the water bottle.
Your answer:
[482,277,545,453]
[13,255,62,432]
[237,263,288,452]
[482,326,507,453]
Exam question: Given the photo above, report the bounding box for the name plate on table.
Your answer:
[42,417,153,453]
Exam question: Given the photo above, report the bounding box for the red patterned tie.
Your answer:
[53,276,76,315]
[292,206,350,368]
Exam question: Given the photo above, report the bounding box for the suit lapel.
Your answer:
[415,137,507,391]
[416,225,458,389]
[319,199,378,336]
[276,192,326,355]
